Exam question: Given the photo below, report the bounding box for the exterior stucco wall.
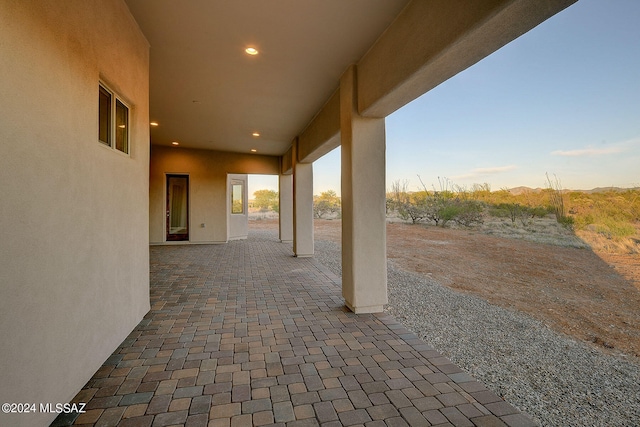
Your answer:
[0,1,150,426]
[150,145,279,244]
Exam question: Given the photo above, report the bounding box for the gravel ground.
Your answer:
[312,237,640,427]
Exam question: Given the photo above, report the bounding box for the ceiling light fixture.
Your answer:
[150,122,159,127]
[250,149,257,153]
[171,141,179,146]
[252,132,260,137]
[245,47,258,56]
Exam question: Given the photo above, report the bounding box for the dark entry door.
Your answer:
[166,175,189,241]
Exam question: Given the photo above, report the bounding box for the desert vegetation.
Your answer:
[388,177,484,227]
[252,189,279,213]
[313,190,341,219]
[386,177,640,255]
[251,178,640,254]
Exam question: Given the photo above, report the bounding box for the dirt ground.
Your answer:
[249,218,640,359]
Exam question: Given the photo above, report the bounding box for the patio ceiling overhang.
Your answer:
[125,0,577,158]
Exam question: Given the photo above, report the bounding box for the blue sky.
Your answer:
[250,0,640,196]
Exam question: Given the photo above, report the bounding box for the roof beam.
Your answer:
[357,0,578,118]
[297,88,341,164]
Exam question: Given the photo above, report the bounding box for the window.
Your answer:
[231,182,244,214]
[115,99,129,153]
[98,86,111,145]
[98,83,130,154]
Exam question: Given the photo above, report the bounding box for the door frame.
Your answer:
[228,174,249,241]
[166,174,189,241]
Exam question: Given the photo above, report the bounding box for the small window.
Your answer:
[98,86,111,146]
[98,83,130,154]
[231,182,244,214]
[115,99,128,153]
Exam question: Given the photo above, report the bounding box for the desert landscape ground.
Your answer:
[249,216,640,360]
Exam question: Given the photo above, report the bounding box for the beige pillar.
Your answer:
[292,144,314,257]
[340,65,387,313]
[279,174,293,243]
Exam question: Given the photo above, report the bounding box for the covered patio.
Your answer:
[1,2,576,425]
[56,232,534,427]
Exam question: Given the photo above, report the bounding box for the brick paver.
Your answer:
[54,231,535,426]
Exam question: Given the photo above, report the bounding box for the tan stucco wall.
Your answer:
[0,1,150,426]
[297,89,341,164]
[150,146,279,244]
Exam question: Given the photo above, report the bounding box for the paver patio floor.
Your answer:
[55,232,535,427]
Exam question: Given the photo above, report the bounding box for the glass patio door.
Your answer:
[166,175,189,241]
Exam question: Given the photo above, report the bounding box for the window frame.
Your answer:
[98,82,131,155]
[231,180,245,215]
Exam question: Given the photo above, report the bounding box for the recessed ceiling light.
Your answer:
[171,141,179,146]
[245,47,258,55]
[250,149,257,153]
[150,122,159,127]
[252,132,260,137]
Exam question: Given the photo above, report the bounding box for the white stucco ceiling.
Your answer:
[125,0,410,156]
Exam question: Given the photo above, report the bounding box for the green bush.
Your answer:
[528,206,550,218]
[489,206,511,218]
[573,213,595,230]
[387,178,639,241]
[313,190,341,219]
[453,199,484,227]
[557,215,575,228]
[594,217,636,239]
[439,204,460,226]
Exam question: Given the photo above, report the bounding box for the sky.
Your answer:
[249,0,640,197]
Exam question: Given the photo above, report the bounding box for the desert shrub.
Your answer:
[389,180,430,223]
[490,207,508,217]
[313,190,340,219]
[253,189,279,213]
[385,198,395,214]
[528,206,550,218]
[429,198,484,227]
[487,202,546,225]
[593,217,636,239]
[470,183,492,201]
[421,192,447,226]
[491,203,522,223]
[453,199,484,227]
[567,190,640,241]
[397,202,429,224]
[557,215,575,228]
[438,203,460,227]
[387,177,639,245]
[545,173,569,224]
[573,213,595,230]
[489,206,511,219]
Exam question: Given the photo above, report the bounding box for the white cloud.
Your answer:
[551,146,624,157]
[452,165,517,180]
[472,165,518,174]
[551,138,640,157]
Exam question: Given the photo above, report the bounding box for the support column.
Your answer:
[340,65,387,313]
[278,174,293,243]
[292,143,314,257]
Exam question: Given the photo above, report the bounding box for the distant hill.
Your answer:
[581,186,640,194]
[506,186,639,195]
[506,186,543,195]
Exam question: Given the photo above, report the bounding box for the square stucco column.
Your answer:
[293,158,314,257]
[340,65,387,313]
[279,174,293,243]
